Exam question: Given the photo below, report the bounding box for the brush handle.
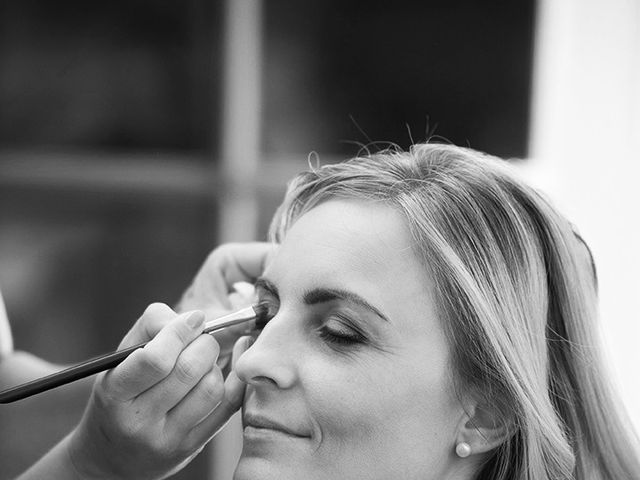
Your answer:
[0,304,266,404]
[0,341,146,403]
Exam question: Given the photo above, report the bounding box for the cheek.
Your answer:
[304,348,461,465]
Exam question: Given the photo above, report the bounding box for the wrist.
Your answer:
[66,421,126,480]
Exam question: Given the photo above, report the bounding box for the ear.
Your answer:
[455,401,514,456]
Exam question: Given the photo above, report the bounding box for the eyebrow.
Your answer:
[255,277,390,323]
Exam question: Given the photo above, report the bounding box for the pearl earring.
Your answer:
[455,442,472,458]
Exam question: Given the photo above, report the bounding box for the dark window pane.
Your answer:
[263,0,535,158]
[0,0,222,154]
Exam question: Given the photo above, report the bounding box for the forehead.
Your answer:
[274,199,413,273]
[266,199,436,326]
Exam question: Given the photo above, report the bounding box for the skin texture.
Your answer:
[233,200,473,480]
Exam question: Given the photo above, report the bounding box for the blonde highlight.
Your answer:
[268,143,640,479]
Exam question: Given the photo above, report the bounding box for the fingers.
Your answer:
[166,362,225,432]
[177,242,274,312]
[102,309,205,401]
[118,302,175,349]
[185,336,253,445]
[210,242,274,297]
[209,282,257,361]
[228,281,257,308]
[137,333,220,414]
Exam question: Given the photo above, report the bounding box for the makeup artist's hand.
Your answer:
[177,242,274,364]
[63,304,252,480]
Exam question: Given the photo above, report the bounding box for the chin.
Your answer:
[233,457,286,480]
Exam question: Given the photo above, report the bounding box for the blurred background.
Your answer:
[0,0,637,478]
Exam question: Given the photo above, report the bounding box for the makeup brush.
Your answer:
[0,303,270,404]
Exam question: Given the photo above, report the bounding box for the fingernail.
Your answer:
[186,310,205,329]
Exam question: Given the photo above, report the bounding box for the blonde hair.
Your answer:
[268,143,640,480]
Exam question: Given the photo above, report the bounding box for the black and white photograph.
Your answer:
[0,1,639,479]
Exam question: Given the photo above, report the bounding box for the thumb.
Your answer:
[188,336,253,443]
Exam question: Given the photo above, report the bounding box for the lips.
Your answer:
[243,412,311,438]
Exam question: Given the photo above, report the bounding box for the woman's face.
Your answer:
[234,199,468,480]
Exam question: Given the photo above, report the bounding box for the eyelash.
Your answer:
[260,299,280,323]
[256,293,366,347]
[318,324,364,345]
[317,314,366,346]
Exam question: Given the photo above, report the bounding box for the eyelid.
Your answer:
[318,314,367,347]
[255,277,279,299]
[254,283,375,340]
[325,312,367,337]
[256,286,277,299]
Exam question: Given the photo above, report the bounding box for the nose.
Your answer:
[235,311,297,389]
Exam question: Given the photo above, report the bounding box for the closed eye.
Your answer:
[318,314,367,347]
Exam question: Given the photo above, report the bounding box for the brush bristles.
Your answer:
[253,302,272,330]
